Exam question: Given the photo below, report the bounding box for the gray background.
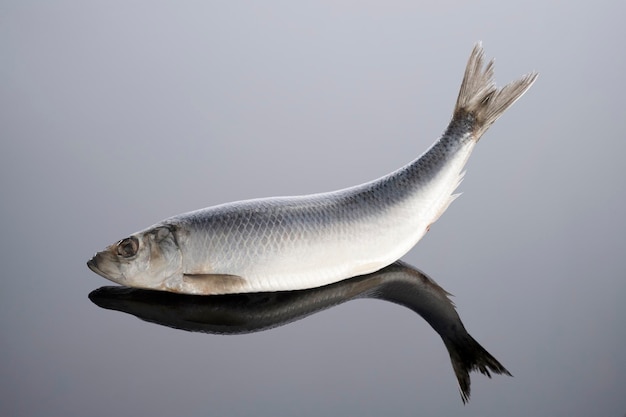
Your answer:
[2,1,625,416]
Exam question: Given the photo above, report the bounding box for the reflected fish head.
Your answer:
[87,225,182,290]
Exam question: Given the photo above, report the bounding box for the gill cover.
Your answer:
[88,225,183,289]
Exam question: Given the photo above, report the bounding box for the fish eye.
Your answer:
[116,237,139,258]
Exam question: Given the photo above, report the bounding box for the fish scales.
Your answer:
[88,44,537,295]
[168,127,473,291]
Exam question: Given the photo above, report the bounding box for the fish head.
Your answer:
[87,225,182,290]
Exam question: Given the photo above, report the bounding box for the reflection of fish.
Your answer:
[89,261,511,403]
[87,44,537,294]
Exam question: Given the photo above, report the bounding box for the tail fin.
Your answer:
[443,333,513,404]
[454,43,538,140]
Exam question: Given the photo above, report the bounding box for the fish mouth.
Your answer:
[87,254,111,280]
[87,256,103,276]
[87,252,127,286]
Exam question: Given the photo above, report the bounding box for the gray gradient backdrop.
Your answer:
[2,1,625,416]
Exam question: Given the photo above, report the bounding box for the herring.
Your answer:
[87,44,537,295]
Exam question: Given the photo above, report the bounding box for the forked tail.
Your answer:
[454,43,538,140]
[443,333,513,404]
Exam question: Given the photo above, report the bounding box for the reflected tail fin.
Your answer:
[443,333,512,404]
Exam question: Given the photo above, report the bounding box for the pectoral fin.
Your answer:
[182,273,248,295]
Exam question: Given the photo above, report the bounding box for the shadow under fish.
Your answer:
[89,261,510,403]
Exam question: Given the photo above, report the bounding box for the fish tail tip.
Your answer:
[444,333,512,404]
[453,42,538,140]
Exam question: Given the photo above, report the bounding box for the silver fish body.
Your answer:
[88,44,537,294]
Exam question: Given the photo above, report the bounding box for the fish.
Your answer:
[89,261,511,403]
[87,43,537,295]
